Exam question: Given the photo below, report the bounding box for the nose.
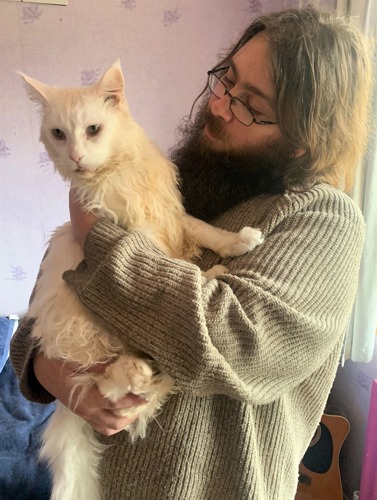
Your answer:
[69,153,83,165]
[209,92,233,122]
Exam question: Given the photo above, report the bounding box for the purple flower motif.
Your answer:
[22,5,43,24]
[0,140,10,158]
[248,0,262,12]
[162,9,181,27]
[10,266,27,281]
[38,151,52,168]
[121,0,137,8]
[81,69,101,86]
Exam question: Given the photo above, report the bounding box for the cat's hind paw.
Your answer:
[97,355,153,405]
[217,227,264,258]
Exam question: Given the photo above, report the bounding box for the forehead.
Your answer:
[44,91,108,126]
[231,32,275,104]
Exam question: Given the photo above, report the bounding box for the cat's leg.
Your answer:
[41,402,103,500]
[183,214,264,258]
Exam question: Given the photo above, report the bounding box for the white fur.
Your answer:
[21,60,263,500]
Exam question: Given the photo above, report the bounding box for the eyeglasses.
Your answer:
[207,67,278,127]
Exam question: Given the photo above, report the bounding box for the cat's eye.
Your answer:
[51,129,66,140]
[86,124,101,137]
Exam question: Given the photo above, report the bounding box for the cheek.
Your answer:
[83,135,112,167]
[43,134,68,162]
[223,123,258,150]
[229,127,252,147]
[229,125,283,150]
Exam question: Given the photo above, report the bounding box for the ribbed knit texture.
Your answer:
[10,184,365,499]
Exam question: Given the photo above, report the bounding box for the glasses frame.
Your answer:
[207,66,278,127]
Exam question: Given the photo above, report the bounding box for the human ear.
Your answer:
[290,148,306,158]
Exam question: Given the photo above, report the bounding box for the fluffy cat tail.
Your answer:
[40,402,105,500]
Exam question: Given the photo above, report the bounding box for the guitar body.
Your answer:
[295,407,350,500]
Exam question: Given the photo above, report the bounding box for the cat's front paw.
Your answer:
[203,264,228,279]
[217,227,264,258]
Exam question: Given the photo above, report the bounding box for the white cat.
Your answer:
[20,60,263,500]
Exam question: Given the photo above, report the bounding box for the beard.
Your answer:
[169,99,295,221]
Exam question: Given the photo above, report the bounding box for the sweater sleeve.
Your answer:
[63,188,365,405]
[9,317,55,404]
[9,249,56,404]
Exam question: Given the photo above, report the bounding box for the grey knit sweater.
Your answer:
[10,184,365,500]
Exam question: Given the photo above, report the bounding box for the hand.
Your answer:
[34,353,145,436]
[69,188,98,248]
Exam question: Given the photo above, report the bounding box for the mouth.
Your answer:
[203,123,229,152]
[203,114,228,143]
[204,124,220,141]
[74,166,94,178]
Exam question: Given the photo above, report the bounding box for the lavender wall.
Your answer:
[0,0,335,316]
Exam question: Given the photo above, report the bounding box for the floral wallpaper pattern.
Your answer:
[21,5,43,24]
[0,0,337,315]
[81,69,102,86]
[0,140,11,158]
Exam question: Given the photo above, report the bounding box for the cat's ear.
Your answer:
[19,72,52,106]
[96,60,124,106]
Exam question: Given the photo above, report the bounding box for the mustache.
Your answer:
[189,96,228,144]
[201,106,228,142]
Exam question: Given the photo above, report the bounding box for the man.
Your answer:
[10,6,373,499]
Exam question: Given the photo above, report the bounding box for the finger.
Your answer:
[82,405,138,427]
[93,426,125,437]
[68,187,76,209]
[68,187,97,247]
[106,393,147,410]
[90,422,122,436]
[90,412,138,435]
[85,361,114,374]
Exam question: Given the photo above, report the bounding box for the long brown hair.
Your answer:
[210,7,374,192]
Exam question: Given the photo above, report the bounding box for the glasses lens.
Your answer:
[208,73,226,99]
[230,98,255,126]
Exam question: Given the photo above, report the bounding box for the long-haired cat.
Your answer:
[20,60,263,500]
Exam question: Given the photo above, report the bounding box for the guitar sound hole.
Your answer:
[302,423,333,474]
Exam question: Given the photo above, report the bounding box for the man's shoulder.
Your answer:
[215,184,364,233]
[277,184,362,217]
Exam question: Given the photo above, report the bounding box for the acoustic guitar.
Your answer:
[295,407,350,500]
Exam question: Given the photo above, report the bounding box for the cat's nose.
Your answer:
[69,153,83,165]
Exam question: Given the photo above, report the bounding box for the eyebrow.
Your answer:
[229,59,276,109]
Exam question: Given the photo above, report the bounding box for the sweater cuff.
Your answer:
[83,218,128,269]
[9,318,56,404]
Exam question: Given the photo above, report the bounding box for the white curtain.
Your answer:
[345,0,377,362]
